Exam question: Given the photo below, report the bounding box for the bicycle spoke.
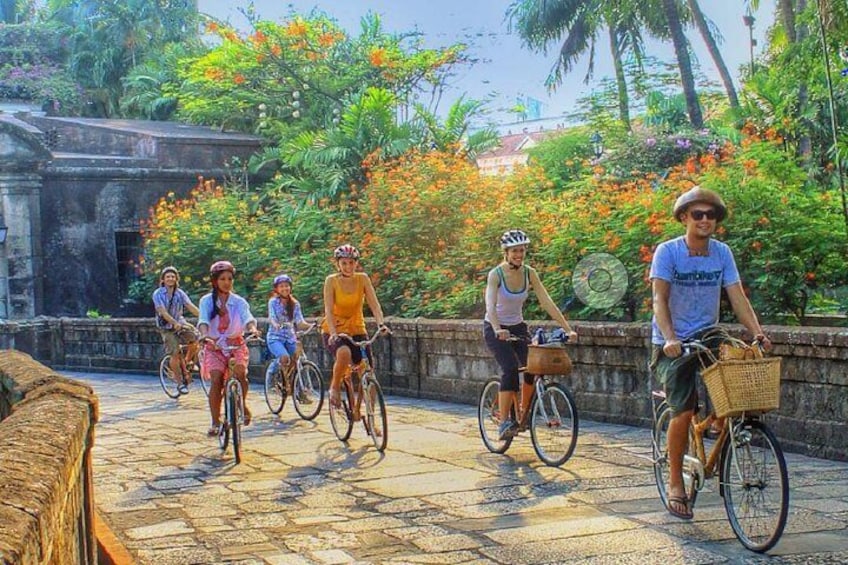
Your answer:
[530,383,578,467]
[477,379,512,454]
[721,421,788,552]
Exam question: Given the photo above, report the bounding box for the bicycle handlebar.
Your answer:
[203,334,264,351]
[336,326,391,347]
[506,331,570,345]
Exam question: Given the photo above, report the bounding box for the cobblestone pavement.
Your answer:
[73,371,848,565]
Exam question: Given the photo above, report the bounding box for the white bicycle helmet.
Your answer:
[500,229,531,250]
[334,244,360,260]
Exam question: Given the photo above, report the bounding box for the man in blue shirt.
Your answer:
[650,186,771,520]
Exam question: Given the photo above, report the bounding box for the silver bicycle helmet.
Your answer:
[500,229,531,250]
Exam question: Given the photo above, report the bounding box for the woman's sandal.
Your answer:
[667,495,693,520]
[207,425,219,436]
[329,389,341,408]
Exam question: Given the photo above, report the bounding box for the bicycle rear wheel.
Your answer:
[363,372,388,452]
[158,355,181,399]
[293,361,324,421]
[653,404,673,508]
[478,379,512,454]
[263,360,286,414]
[653,404,701,509]
[721,419,788,552]
[230,383,243,464]
[530,382,578,467]
[329,379,354,442]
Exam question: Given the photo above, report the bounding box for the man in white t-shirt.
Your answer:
[650,186,771,520]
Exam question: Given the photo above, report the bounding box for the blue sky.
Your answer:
[199,0,778,124]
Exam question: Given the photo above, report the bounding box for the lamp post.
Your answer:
[590,131,604,159]
[743,8,756,75]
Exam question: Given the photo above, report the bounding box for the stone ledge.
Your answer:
[0,350,99,564]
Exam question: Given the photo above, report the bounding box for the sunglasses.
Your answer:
[689,209,717,221]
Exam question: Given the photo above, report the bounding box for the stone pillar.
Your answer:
[0,174,43,318]
[0,115,50,320]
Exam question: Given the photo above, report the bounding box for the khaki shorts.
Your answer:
[159,325,199,355]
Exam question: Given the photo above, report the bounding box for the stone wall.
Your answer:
[0,349,99,564]
[2,317,847,461]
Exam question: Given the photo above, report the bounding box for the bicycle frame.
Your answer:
[649,340,763,493]
[341,330,383,412]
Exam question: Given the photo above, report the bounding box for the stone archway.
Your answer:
[0,114,50,318]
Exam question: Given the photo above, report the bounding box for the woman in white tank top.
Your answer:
[483,229,578,441]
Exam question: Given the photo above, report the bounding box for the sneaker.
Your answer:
[498,419,517,441]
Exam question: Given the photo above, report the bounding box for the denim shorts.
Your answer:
[268,339,297,359]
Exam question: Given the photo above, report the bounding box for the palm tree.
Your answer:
[507,0,650,131]
[414,97,500,160]
[686,0,739,108]
[661,0,704,128]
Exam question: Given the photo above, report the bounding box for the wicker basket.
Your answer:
[702,356,782,418]
[526,344,572,376]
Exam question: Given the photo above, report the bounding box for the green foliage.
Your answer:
[48,0,200,116]
[0,22,81,111]
[601,128,717,180]
[525,127,594,189]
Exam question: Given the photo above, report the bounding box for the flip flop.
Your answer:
[207,425,219,437]
[243,410,252,427]
[667,495,693,520]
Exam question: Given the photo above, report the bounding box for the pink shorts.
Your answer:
[202,343,249,375]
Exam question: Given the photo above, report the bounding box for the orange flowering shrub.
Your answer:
[143,134,845,323]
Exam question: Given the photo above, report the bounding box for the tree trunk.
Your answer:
[778,0,797,43]
[796,0,812,157]
[686,0,738,108]
[609,25,632,131]
[662,0,703,128]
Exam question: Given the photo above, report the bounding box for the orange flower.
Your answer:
[805,272,816,282]
[270,44,282,56]
[204,68,224,80]
[369,47,387,67]
[286,19,308,37]
[205,22,219,33]
[757,216,770,226]
[318,33,336,47]
[751,241,763,252]
[233,74,245,85]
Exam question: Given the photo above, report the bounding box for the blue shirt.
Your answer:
[650,236,741,345]
[267,297,305,343]
[152,287,192,330]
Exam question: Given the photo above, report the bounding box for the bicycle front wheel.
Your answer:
[363,372,388,452]
[329,379,354,442]
[158,355,181,399]
[293,361,325,421]
[229,383,243,464]
[478,379,512,454]
[263,360,285,414]
[721,419,788,552]
[530,383,578,467]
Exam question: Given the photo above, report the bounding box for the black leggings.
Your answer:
[483,321,533,392]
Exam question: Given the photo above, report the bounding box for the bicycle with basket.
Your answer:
[478,328,579,467]
[651,329,788,552]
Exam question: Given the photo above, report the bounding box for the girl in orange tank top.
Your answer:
[321,244,390,410]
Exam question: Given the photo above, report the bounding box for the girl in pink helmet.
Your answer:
[198,261,261,436]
